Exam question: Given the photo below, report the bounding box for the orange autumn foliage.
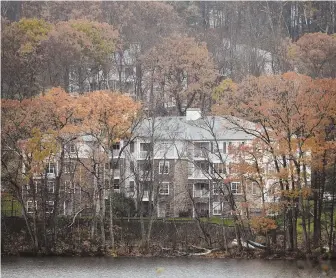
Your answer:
[250,216,277,235]
[2,87,141,176]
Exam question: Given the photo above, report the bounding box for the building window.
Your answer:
[45,201,54,213]
[130,141,134,153]
[252,182,258,195]
[140,143,150,151]
[64,162,74,174]
[68,143,76,153]
[159,161,169,174]
[223,142,227,154]
[228,162,237,174]
[194,183,210,197]
[188,162,194,176]
[228,142,233,154]
[65,180,75,194]
[47,181,55,193]
[140,143,150,159]
[130,161,135,172]
[46,163,55,174]
[213,142,222,153]
[113,179,120,190]
[124,66,134,77]
[112,161,119,169]
[32,181,40,193]
[128,181,135,192]
[159,183,169,195]
[213,202,222,215]
[112,143,120,150]
[27,201,37,213]
[106,161,119,170]
[213,163,226,175]
[194,142,210,157]
[139,162,151,174]
[109,80,118,91]
[213,183,223,195]
[231,182,241,195]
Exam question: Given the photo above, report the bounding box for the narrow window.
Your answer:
[47,181,55,193]
[112,143,120,150]
[45,201,54,213]
[27,201,37,213]
[128,181,135,192]
[223,142,227,154]
[159,183,169,195]
[231,182,241,194]
[47,163,55,174]
[159,161,169,174]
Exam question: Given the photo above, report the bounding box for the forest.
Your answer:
[1,1,336,258]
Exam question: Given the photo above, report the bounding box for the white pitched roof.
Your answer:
[136,115,254,141]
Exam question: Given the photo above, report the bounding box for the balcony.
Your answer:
[139,151,149,159]
[139,143,151,159]
[112,149,122,158]
[194,149,207,158]
[105,168,120,178]
[193,142,210,159]
[142,191,153,201]
[193,189,210,198]
[193,169,207,179]
[189,162,209,179]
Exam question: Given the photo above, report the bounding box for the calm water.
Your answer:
[1,256,335,278]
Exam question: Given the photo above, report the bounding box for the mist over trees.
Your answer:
[2,1,336,101]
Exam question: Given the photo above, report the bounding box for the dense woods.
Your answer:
[1,1,336,258]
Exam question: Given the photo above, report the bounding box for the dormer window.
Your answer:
[112,143,120,150]
[69,143,76,153]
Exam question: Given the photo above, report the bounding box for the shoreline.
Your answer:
[2,248,335,262]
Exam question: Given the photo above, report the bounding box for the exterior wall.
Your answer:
[22,115,267,219]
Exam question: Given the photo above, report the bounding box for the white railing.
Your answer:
[139,171,151,180]
[112,150,121,158]
[34,172,56,179]
[193,190,210,198]
[143,191,149,198]
[194,149,206,158]
[142,191,150,201]
[139,151,148,159]
[105,169,120,177]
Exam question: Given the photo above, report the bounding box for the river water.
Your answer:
[2,256,335,278]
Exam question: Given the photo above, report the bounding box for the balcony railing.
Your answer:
[194,149,207,158]
[105,169,120,178]
[139,171,151,180]
[139,151,148,159]
[112,150,121,158]
[193,169,207,179]
[193,190,210,198]
[142,190,151,201]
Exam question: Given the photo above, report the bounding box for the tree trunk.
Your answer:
[329,160,336,252]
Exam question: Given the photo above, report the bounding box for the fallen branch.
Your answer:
[188,245,220,256]
[68,207,86,228]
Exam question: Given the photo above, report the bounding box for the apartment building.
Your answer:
[23,109,272,219]
[122,108,268,218]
